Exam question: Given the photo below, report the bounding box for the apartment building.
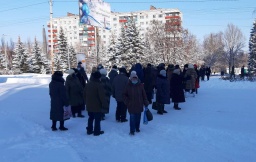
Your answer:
[47,6,182,56]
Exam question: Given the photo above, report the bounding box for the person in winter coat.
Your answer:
[99,68,112,120]
[77,62,89,83]
[49,71,69,131]
[108,65,118,85]
[184,64,198,97]
[85,71,108,136]
[241,65,245,79]
[199,65,206,81]
[123,73,149,135]
[143,63,154,104]
[205,66,211,81]
[133,63,144,83]
[170,68,185,110]
[156,69,170,114]
[65,69,85,118]
[112,67,129,122]
[194,64,200,94]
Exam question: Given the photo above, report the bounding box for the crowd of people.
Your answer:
[49,62,212,136]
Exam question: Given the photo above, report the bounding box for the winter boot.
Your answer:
[59,121,68,131]
[185,92,189,98]
[174,103,181,110]
[51,120,57,131]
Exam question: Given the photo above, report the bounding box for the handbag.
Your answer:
[146,109,153,121]
[63,105,72,120]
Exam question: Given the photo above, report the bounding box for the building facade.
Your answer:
[47,6,182,65]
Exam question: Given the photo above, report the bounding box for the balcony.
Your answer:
[48,39,58,43]
[119,19,127,23]
[165,16,181,20]
[87,26,95,31]
[88,37,95,41]
[48,29,57,33]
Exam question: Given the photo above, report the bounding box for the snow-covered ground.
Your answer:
[0,74,256,162]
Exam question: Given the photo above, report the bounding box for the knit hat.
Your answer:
[188,64,194,69]
[97,64,104,70]
[130,72,138,79]
[99,68,107,75]
[78,62,82,64]
[67,69,75,75]
[168,64,175,70]
[160,70,166,76]
[119,67,127,74]
[173,69,180,75]
[131,71,136,75]
[175,65,180,69]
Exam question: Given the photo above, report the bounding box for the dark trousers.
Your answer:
[52,120,65,128]
[146,91,152,104]
[116,101,127,121]
[71,105,83,116]
[201,75,205,81]
[129,113,141,133]
[87,112,102,134]
[207,75,210,80]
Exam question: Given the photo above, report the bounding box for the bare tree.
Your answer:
[203,32,225,68]
[222,23,245,73]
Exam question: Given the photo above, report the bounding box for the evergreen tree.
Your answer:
[106,33,117,67]
[115,26,129,67]
[69,45,77,68]
[29,38,41,73]
[248,19,256,72]
[114,19,145,68]
[40,53,50,74]
[0,50,7,70]
[55,27,68,71]
[12,37,28,72]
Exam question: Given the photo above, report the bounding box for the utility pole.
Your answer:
[2,34,8,70]
[49,0,54,74]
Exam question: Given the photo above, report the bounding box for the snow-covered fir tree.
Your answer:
[29,38,41,73]
[69,45,77,68]
[106,32,117,67]
[114,19,145,68]
[0,50,7,70]
[12,37,28,72]
[29,38,50,74]
[115,26,129,67]
[55,27,68,71]
[248,19,256,72]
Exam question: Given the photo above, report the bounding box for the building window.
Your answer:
[153,15,156,18]
[140,22,144,25]
[103,35,106,38]
[54,21,57,24]
[159,14,162,18]
[140,16,144,19]
[113,18,117,21]
[74,37,77,39]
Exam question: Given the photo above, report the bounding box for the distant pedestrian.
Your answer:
[77,62,89,83]
[108,65,118,85]
[206,66,211,81]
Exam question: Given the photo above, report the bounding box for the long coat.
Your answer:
[156,75,170,104]
[65,74,84,107]
[85,77,108,113]
[100,75,112,113]
[123,80,149,114]
[184,68,197,90]
[143,66,154,93]
[112,73,129,102]
[49,74,69,121]
[170,73,185,103]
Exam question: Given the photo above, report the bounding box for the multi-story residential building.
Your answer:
[47,6,182,60]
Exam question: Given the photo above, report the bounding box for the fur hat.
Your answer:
[130,72,138,79]
[119,67,127,74]
[99,68,107,75]
[67,69,75,75]
[78,62,82,64]
[173,69,180,75]
[160,70,166,76]
[188,64,194,69]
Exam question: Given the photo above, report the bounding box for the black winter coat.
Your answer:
[156,75,170,104]
[170,73,185,103]
[100,75,112,113]
[49,75,69,121]
[143,67,154,93]
[108,69,118,85]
